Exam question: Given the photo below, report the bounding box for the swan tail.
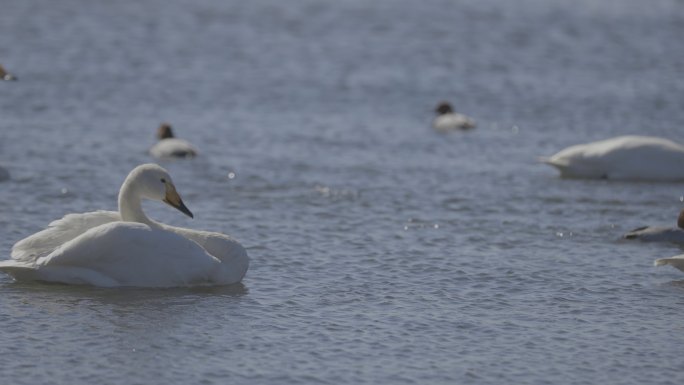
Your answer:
[0,260,120,286]
[654,258,669,267]
[654,257,684,272]
[538,156,568,169]
[0,260,40,281]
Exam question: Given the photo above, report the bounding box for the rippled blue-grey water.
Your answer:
[2,0,684,384]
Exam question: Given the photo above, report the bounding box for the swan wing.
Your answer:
[10,210,120,263]
[33,222,220,287]
[163,225,249,284]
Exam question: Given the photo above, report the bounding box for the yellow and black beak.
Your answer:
[163,184,194,218]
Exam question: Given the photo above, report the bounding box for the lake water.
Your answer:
[1,0,684,384]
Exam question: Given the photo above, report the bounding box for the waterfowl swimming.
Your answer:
[0,164,248,287]
[542,136,684,181]
[624,209,684,245]
[432,101,476,131]
[149,123,198,159]
[0,64,17,81]
[654,255,684,273]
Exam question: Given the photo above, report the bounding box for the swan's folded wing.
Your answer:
[11,210,120,263]
[163,225,249,284]
[37,222,220,287]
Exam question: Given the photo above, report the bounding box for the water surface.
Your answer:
[1,0,684,384]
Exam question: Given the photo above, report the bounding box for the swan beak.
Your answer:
[163,185,194,218]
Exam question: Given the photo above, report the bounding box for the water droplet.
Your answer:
[228,172,236,179]
[433,224,439,229]
[61,188,68,194]
[512,125,520,134]
[403,226,408,231]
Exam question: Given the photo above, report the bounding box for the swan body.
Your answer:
[0,164,248,287]
[432,101,476,131]
[149,123,198,159]
[542,136,684,181]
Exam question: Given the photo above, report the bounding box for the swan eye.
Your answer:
[160,178,166,183]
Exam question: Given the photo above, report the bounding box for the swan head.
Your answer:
[129,164,193,218]
[435,101,454,115]
[157,123,175,140]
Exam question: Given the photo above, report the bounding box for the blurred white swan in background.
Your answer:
[542,136,684,181]
[623,209,684,245]
[655,255,684,274]
[0,164,248,287]
[432,101,476,132]
[149,123,198,159]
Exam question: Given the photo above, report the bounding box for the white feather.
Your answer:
[543,136,684,181]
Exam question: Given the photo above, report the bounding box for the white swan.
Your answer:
[432,101,476,132]
[624,209,684,245]
[655,256,684,273]
[542,136,684,181]
[0,64,17,81]
[0,164,248,287]
[149,123,198,159]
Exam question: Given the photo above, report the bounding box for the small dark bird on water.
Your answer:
[149,123,198,159]
[0,64,17,81]
[432,101,476,131]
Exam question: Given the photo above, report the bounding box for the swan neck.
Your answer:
[678,210,684,229]
[118,179,152,224]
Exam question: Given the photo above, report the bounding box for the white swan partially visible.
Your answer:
[655,255,684,273]
[542,136,684,181]
[432,101,476,132]
[623,209,684,245]
[149,123,198,159]
[0,164,248,287]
